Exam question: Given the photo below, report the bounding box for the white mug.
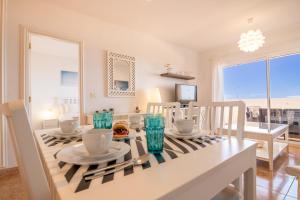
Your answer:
[175,119,194,134]
[129,114,141,124]
[59,119,79,133]
[82,129,113,155]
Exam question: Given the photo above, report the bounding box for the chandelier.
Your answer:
[238,29,265,52]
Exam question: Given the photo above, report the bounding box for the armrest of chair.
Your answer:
[286,165,300,177]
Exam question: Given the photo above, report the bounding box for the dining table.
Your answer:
[34,126,257,200]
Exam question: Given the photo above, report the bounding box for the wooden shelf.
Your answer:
[160,73,195,80]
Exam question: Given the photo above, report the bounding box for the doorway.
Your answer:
[21,30,84,130]
[0,0,6,167]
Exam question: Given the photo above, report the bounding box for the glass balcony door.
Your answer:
[269,53,300,140]
[223,60,268,124]
[223,53,300,140]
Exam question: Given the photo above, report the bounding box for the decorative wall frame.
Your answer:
[107,51,136,97]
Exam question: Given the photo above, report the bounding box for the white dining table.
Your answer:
[34,126,257,200]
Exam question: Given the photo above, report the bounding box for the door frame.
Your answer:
[19,26,85,125]
[0,0,6,167]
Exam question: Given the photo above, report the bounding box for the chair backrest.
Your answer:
[0,100,51,200]
[187,102,211,132]
[188,101,246,140]
[146,102,181,129]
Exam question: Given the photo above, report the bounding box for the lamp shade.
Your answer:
[146,88,162,103]
[238,29,265,52]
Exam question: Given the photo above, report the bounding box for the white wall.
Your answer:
[7,0,201,112]
[196,55,213,104]
[5,0,201,167]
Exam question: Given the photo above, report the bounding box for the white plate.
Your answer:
[72,144,118,159]
[56,141,130,165]
[172,129,199,136]
[113,132,136,140]
[165,129,206,139]
[49,129,83,139]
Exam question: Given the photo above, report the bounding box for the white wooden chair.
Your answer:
[188,101,246,140]
[187,102,210,134]
[286,165,300,200]
[188,101,246,200]
[0,100,51,200]
[146,102,181,129]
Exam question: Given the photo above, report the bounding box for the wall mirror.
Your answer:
[107,51,135,97]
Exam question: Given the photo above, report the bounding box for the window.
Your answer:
[270,54,300,140]
[270,54,300,98]
[223,53,300,139]
[223,60,267,123]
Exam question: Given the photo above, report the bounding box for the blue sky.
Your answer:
[223,54,300,99]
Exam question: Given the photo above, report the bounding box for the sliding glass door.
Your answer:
[269,54,300,140]
[223,60,268,124]
[223,53,300,139]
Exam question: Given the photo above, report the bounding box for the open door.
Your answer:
[21,30,84,130]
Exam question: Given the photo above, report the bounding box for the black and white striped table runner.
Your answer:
[41,134,82,147]
[39,131,223,193]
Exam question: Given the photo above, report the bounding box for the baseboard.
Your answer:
[0,166,18,177]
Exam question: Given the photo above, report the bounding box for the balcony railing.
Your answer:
[246,107,300,140]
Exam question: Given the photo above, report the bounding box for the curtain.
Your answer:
[212,61,225,101]
[211,61,225,129]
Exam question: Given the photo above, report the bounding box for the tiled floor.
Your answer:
[0,145,299,200]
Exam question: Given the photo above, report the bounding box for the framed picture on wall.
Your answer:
[60,70,78,87]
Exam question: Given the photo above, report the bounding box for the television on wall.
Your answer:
[175,84,197,105]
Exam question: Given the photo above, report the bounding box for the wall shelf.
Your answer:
[160,73,195,80]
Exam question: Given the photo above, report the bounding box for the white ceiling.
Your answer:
[40,0,300,52]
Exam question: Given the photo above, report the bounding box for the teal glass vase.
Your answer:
[144,114,165,154]
[93,111,113,129]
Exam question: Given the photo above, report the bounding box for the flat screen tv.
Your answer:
[175,84,197,104]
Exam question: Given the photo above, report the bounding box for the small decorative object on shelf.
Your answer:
[135,106,141,113]
[164,64,174,73]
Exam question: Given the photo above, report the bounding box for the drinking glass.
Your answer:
[144,114,165,154]
[93,111,113,129]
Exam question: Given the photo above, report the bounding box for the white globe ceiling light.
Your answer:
[238,29,265,52]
